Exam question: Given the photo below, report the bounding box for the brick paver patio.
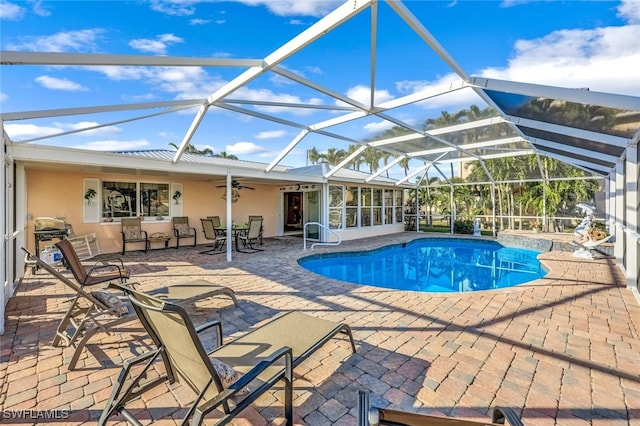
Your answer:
[1,233,639,425]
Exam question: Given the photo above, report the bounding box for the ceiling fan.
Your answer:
[216,179,255,190]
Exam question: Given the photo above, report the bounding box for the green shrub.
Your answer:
[454,219,474,234]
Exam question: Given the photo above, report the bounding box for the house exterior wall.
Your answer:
[25,169,279,255]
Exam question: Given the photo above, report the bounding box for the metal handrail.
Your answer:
[303,222,342,250]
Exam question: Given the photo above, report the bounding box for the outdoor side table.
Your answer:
[148,233,171,250]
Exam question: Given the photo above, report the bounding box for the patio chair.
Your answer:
[100,284,356,426]
[238,217,263,253]
[55,238,130,287]
[357,390,524,426]
[248,215,264,245]
[22,247,238,370]
[201,218,225,255]
[173,216,197,248]
[207,215,226,238]
[121,217,149,254]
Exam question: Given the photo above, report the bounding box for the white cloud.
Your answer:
[226,141,267,155]
[5,121,121,141]
[0,1,25,20]
[0,92,7,102]
[129,33,184,54]
[149,0,197,16]
[52,121,122,136]
[72,139,150,151]
[395,12,640,111]
[364,120,396,134]
[483,24,640,96]
[7,29,104,52]
[35,75,88,91]
[5,123,60,140]
[340,85,395,107]
[256,130,286,139]
[235,87,324,116]
[190,18,212,25]
[235,0,343,17]
[618,0,640,24]
[397,75,484,110]
[32,1,51,17]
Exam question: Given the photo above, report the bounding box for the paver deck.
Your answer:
[2,233,640,425]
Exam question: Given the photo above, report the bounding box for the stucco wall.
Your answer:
[26,169,279,255]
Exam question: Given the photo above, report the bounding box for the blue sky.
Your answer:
[1,0,639,175]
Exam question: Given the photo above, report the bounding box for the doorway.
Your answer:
[283,190,321,236]
[284,192,303,233]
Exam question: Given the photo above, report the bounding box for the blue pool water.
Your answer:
[298,238,547,293]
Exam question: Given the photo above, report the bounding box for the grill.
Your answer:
[34,217,70,258]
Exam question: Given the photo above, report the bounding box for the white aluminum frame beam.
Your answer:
[505,115,631,149]
[526,137,618,165]
[470,77,640,111]
[174,0,373,163]
[0,51,262,67]
[1,99,203,121]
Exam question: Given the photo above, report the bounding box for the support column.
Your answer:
[614,159,625,264]
[624,144,639,290]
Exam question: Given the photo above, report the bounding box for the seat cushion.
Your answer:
[175,223,191,237]
[91,291,129,317]
[210,358,242,388]
[123,226,141,241]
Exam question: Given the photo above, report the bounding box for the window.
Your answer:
[372,188,382,225]
[360,187,371,227]
[329,184,403,229]
[346,186,358,228]
[328,185,343,229]
[395,190,403,222]
[102,181,170,220]
[384,189,394,224]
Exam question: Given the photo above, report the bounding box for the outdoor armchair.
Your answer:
[56,238,130,287]
[100,283,356,425]
[201,218,226,254]
[172,216,197,248]
[238,217,263,253]
[207,215,226,238]
[121,217,149,254]
[248,215,264,245]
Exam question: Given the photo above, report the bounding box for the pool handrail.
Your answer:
[303,222,342,250]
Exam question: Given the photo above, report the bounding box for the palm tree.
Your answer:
[307,147,321,165]
[216,151,239,160]
[321,148,347,167]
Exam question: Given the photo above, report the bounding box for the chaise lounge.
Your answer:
[100,284,356,425]
[22,247,238,370]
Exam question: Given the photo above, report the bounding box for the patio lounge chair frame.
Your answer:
[56,238,131,287]
[357,390,524,426]
[173,216,197,249]
[100,283,356,426]
[22,247,238,370]
[201,218,225,255]
[121,217,149,255]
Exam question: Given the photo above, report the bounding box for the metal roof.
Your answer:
[2,0,639,186]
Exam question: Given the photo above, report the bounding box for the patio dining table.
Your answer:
[214,223,249,252]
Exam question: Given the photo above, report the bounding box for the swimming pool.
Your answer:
[298,238,547,293]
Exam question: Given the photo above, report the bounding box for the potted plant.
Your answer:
[84,188,97,206]
[173,190,182,204]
